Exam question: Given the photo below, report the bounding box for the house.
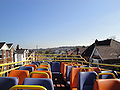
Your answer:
[0,42,14,63]
[82,39,120,64]
[14,48,29,62]
[6,43,14,63]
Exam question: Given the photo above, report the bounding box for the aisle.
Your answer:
[52,73,69,90]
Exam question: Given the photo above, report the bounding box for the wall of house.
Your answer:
[2,50,6,59]
[14,53,27,62]
[1,44,9,50]
[9,48,14,62]
[15,54,23,62]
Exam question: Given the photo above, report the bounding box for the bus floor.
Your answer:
[52,73,69,90]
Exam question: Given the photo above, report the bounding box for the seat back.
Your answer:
[70,67,93,89]
[91,67,101,73]
[79,67,93,72]
[60,62,67,74]
[66,65,78,81]
[31,70,52,78]
[51,62,60,72]
[78,72,97,90]
[94,79,120,90]
[97,73,116,79]
[24,78,54,90]
[31,62,40,66]
[25,64,37,70]
[8,70,29,84]
[36,68,49,71]
[63,63,70,80]
[18,66,34,72]
[70,67,81,89]
[30,71,49,78]
[99,71,119,79]
[41,62,49,65]
[0,77,18,90]
[39,65,50,68]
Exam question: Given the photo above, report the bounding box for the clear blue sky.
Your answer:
[0,0,120,48]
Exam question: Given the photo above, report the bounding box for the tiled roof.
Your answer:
[82,39,120,60]
[95,39,112,46]
[96,46,120,60]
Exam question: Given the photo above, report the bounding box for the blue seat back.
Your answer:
[19,66,34,72]
[99,70,119,79]
[36,68,48,71]
[35,61,40,65]
[78,71,97,90]
[51,62,60,72]
[0,77,18,90]
[80,65,90,67]
[31,62,39,67]
[24,78,54,90]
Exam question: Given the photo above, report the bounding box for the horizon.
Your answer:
[1,0,120,49]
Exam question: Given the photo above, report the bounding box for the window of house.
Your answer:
[3,50,6,59]
[0,50,2,58]
[8,51,10,57]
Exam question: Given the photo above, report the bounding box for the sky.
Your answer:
[0,0,120,49]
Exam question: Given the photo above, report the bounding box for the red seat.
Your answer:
[8,70,29,84]
[31,70,52,78]
[70,67,93,90]
[94,79,120,90]
[60,62,67,74]
[30,71,49,78]
[70,67,81,90]
[92,67,101,73]
[25,64,37,70]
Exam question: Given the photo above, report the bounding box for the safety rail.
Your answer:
[34,54,87,62]
[0,60,33,76]
[96,73,117,79]
[10,85,47,90]
[34,53,83,57]
[0,53,35,76]
[1,53,120,76]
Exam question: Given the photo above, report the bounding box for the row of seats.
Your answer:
[1,61,120,90]
[60,62,120,90]
[0,61,54,90]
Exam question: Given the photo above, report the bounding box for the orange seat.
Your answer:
[79,67,93,72]
[63,63,69,80]
[38,65,50,69]
[8,70,29,85]
[31,70,52,78]
[63,63,75,80]
[30,71,49,78]
[70,67,81,90]
[92,67,101,73]
[25,65,37,70]
[39,65,50,68]
[94,79,120,90]
[60,62,67,74]
[70,67,93,90]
